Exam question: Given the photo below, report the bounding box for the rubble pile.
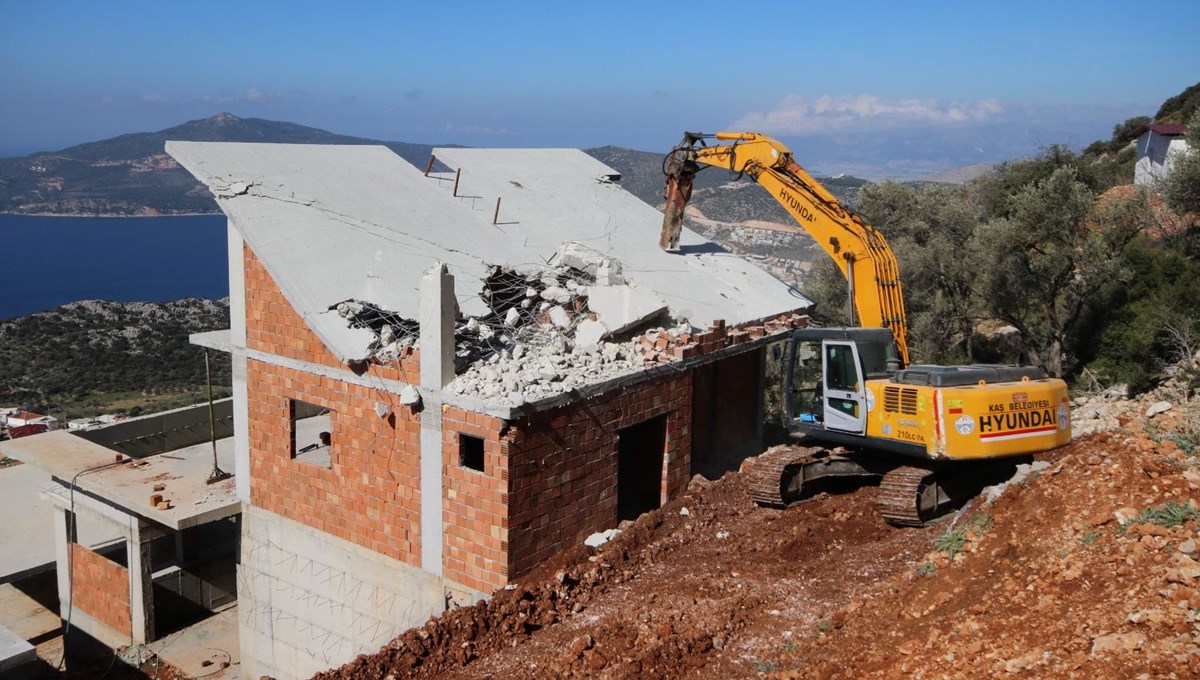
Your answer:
[446,332,645,406]
[333,243,810,406]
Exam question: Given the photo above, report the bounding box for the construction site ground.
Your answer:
[314,393,1200,679]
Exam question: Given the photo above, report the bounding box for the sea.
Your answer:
[0,213,229,321]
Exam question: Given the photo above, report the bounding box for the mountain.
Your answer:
[0,113,452,215]
[0,115,867,220]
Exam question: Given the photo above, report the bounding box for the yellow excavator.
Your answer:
[662,132,1071,525]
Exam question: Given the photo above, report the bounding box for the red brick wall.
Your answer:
[241,244,706,592]
[441,407,509,593]
[505,373,693,578]
[243,246,424,566]
[70,543,131,637]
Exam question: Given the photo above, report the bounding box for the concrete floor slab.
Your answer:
[0,582,59,643]
[0,623,35,673]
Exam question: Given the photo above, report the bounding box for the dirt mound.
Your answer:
[313,399,1200,679]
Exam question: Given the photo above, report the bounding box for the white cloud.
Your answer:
[732,94,1005,135]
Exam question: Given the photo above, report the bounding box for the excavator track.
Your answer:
[746,446,826,508]
[877,465,939,527]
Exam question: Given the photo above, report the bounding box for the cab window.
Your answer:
[825,344,859,391]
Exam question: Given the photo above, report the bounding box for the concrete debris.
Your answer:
[399,385,421,406]
[551,241,626,286]
[548,306,571,329]
[982,460,1052,504]
[574,318,608,350]
[586,284,668,336]
[584,528,621,548]
[447,330,644,406]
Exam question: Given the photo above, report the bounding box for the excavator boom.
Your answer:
[661,131,910,364]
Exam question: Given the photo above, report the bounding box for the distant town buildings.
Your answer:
[0,409,58,439]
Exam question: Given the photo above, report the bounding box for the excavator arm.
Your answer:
[661,131,910,365]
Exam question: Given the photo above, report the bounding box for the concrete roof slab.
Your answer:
[0,431,238,531]
[167,142,517,362]
[166,142,807,364]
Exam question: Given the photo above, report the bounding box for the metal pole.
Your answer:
[423,155,436,177]
[205,349,232,484]
[452,168,461,197]
[493,197,502,224]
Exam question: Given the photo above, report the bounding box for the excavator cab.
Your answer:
[782,327,899,441]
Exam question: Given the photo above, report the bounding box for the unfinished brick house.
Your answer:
[168,141,807,679]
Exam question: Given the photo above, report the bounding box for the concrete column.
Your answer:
[419,262,457,389]
[127,521,154,644]
[53,507,73,621]
[228,223,252,503]
[418,263,456,577]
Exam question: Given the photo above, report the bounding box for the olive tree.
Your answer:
[1162,110,1200,222]
[973,167,1138,377]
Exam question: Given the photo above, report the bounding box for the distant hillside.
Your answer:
[0,113,451,215]
[0,298,231,419]
[1153,81,1200,125]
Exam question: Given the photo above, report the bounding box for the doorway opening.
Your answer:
[617,415,667,521]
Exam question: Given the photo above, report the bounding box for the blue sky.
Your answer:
[2,1,1197,178]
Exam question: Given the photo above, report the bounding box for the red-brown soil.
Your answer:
[313,401,1200,679]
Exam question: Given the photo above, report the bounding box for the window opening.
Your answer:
[290,399,332,468]
[459,434,485,472]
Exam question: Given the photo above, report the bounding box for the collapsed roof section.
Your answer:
[165,141,807,365]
